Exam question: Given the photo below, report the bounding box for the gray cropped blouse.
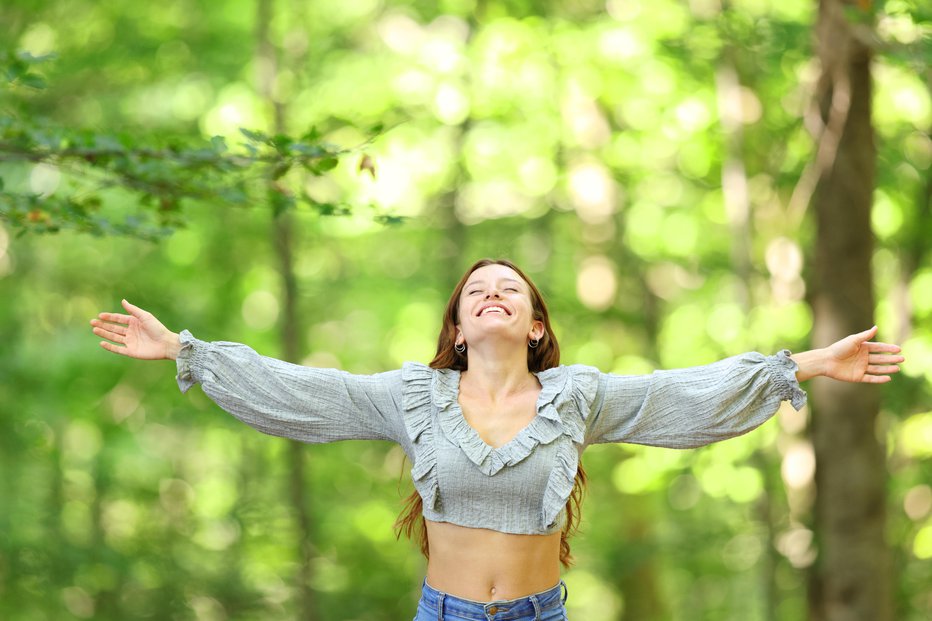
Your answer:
[175,330,807,536]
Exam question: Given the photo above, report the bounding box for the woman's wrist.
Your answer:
[789,348,828,382]
[163,332,182,361]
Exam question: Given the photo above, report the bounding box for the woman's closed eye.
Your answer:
[467,286,519,295]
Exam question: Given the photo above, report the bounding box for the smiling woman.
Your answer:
[89,258,904,621]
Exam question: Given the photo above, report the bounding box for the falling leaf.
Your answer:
[358,154,376,179]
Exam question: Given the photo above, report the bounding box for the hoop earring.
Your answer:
[528,338,539,349]
[455,342,466,353]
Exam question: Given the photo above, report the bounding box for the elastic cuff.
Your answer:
[767,349,808,411]
[175,329,202,394]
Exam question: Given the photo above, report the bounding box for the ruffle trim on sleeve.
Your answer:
[767,349,808,411]
[400,362,440,512]
[539,364,601,530]
[175,329,203,394]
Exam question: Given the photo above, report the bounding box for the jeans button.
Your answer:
[488,606,498,614]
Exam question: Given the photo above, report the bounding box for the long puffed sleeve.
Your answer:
[175,330,406,444]
[584,350,807,448]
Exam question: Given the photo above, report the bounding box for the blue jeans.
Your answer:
[413,578,569,621]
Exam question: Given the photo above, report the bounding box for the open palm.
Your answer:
[823,326,904,384]
[90,299,176,360]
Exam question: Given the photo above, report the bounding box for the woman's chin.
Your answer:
[468,331,528,347]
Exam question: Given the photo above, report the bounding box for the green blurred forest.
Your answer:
[0,0,929,619]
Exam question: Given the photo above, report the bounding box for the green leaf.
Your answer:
[93,134,123,151]
[7,57,26,78]
[270,162,291,180]
[314,201,350,216]
[291,142,326,157]
[219,186,248,204]
[210,135,228,152]
[271,134,292,152]
[270,191,293,218]
[317,157,339,172]
[239,128,270,143]
[16,51,57,64]
[374,214,406,226]
[18,73,46,89]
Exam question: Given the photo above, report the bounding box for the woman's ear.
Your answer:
[530,321,545,341]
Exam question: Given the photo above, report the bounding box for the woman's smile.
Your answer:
[477,303,511,317]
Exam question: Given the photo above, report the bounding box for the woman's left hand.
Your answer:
[821,326,904,383]
[791,326,904,383]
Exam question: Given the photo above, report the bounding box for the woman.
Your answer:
[90,258,903,621]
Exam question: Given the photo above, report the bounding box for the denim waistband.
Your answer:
[419,578,568,620]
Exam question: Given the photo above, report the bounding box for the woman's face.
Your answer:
[455,263,543,348]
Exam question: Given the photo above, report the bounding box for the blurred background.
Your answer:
[0,0,929,619]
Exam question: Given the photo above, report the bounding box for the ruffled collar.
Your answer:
[432,366,571,476]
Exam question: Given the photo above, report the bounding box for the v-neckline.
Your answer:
[430,364,568,476]
[452,369,545,454]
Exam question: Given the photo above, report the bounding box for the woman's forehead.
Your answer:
[465,264,525,286]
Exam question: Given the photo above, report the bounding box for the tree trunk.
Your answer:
[808,1,890,619]
[255,1,317,619]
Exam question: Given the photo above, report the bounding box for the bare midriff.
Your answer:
[424,519,562,602]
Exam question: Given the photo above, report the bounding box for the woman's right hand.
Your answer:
[90,299,181,360]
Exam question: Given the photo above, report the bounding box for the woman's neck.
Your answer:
[461,347,538,401]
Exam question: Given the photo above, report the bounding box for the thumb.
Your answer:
[122,298,147,319]
[854,325,878,342]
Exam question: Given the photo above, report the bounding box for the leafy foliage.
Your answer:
[0,56,380,239]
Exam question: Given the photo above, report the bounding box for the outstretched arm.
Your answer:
[90,299,181,360]
[90,300,407,445]
[584,326,904,449]
[790,325,903,383]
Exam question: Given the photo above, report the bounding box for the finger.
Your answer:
[122,299,150,319]
[93,326,126,344]
[860,374,892,384]
[96,312,133,324]
[99,340,130,356]
[866,365,900,375]
[90,319,127,335]
[868,354,905,364]
[865,341,902,353]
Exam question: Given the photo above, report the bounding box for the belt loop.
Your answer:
[560,580,568,604]
[436,592,445,621]
[530,594,542,620]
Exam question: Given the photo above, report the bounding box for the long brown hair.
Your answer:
[393,259,589,568]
